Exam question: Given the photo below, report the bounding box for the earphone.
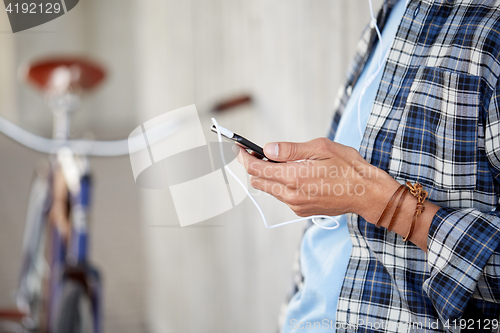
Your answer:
[357,0,390,137]
[211,118,340,230]
[209,0,389,230]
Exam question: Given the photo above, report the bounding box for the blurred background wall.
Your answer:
[0,0,382,332]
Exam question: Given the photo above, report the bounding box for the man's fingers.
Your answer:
[263,138,332,162]
[249,177,293,203]
[237,148,262,174]
[237,149,300,186]
[250,177,309,213]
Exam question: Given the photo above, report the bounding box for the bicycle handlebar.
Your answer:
[0,93,252,157]
[0,115,180,157]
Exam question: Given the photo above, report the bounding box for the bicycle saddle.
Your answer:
[24,56,106,93]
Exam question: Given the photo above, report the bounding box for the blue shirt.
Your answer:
[282,1,406,331]
[328,0,500,331]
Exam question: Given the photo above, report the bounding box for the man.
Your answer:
[238,0,500,332]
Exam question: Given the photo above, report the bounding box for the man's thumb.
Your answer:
[264,141,316,162]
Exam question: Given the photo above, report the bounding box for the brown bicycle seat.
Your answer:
[24,56,106,93]
[0,308,27,322]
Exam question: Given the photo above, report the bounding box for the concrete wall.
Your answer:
[0,1,146,332]
[0,0,383,332]
[136,1,382,332]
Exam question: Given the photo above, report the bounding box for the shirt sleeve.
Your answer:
[424,207,500,322]
[473,245,500,303]
[423,76,500,322]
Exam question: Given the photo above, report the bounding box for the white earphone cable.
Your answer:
[357,0,387,137]
[210,0,385,229]
[211,118,340,230]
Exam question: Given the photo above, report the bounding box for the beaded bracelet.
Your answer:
[403,181,428,241]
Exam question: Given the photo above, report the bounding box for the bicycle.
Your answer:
[0,56,177,333]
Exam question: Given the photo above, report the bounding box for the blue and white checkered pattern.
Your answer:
[321,0,500,332]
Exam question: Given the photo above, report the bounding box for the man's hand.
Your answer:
[237,137,441,252]
[237,138,400,222]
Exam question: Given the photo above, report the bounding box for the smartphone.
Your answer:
[210,125,278,163]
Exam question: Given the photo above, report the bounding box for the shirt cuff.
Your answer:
[423,206,500,322]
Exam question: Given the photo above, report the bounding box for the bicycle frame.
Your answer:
[0,61,104,333]
[45,150,101,333]
[0,56,192,332]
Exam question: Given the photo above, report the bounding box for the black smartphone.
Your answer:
[210,125,278,163]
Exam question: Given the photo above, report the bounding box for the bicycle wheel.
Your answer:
[55,280,94,333]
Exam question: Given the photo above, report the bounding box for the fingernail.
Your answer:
[265,143,279,158]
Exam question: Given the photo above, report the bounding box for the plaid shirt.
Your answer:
[320,0,500,332]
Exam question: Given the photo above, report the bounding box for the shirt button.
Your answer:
[413,6,420,18]
[346,85,353,97]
